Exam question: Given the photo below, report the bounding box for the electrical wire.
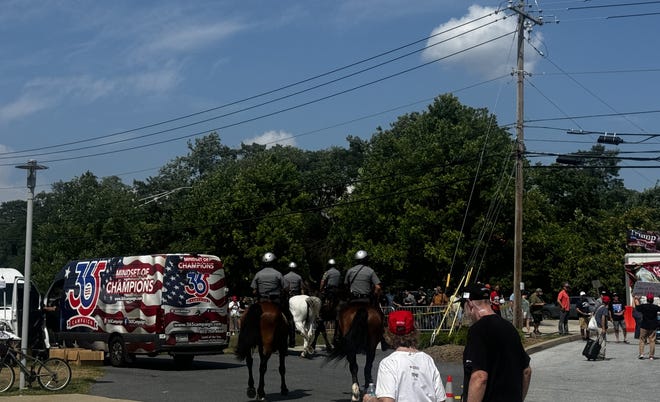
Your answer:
[0,30,518,166]
[0,10,502,158]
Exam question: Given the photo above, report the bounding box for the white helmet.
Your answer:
[262,252,276,263]
[288,262,297,269]
[327,259,336,266]
[354,250,368,260]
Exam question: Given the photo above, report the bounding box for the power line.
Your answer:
[567,1,660,11]
[0,10,502,159]
[0,30,517,167]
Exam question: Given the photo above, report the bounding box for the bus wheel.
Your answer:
[109,336,127,367]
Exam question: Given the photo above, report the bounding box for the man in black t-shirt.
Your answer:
[459,283,532,402]
[634,293,660,360]
[609,293,628,343]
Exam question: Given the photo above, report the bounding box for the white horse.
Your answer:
[289,295,322,357]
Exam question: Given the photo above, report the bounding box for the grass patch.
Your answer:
[0,363,105,396]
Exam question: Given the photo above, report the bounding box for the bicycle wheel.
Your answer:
[36,357,71,391]
[0,362,15,392]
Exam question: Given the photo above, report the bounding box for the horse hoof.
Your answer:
[281,387,289,396]
[300,351,307,358]
[247,387,256,399]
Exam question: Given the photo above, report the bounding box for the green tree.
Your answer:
[328,94,515,290]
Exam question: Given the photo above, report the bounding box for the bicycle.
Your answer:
[0,325,72,392]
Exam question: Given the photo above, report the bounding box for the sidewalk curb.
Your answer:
[525,333,583,355]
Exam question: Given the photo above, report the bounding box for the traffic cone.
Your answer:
[445,375,454,400]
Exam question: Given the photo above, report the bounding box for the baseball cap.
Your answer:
[456,283,491,304]
[579,291,586,296]
[535,288,543,293]
[388,310,415,335]
[602,295,611,304]
[647,292,654,301]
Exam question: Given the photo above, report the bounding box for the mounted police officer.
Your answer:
[251,252,284,304]
[320,258,340,304]
[283,261,304,347]
[283,262,304,297]
[344,250,381,306]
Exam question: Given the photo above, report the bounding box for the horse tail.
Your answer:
[235,303,263,361]
[326,306,369,362]
[306,296,322,323]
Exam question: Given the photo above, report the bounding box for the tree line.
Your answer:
[1,94,657,300]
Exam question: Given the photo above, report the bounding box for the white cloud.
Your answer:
[422,5,543,78]
[0,65,182,124]
[145,21,246,54]
[244,130,296,148]
[127,68,181,94]
[0,94,53,123]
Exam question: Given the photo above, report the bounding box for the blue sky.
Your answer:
[1,0,659,202]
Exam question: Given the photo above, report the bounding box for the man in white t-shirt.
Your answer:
[362,310,446,402]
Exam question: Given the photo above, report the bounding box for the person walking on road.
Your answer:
[557,282,571,335]
[592,295,611,359]
[459,283,532,402]
[362,310,446,402]
[576,291,591,341]
[634,293,660,360]
[609,293,628,343]
[529,288,545,335]
[521,290,531,336]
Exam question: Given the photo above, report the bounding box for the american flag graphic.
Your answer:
[61,254,228,354]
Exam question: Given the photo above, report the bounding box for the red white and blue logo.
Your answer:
[66,260,107,330]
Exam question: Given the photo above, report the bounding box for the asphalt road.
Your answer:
[8,318,653,401]
[87,346,464,402]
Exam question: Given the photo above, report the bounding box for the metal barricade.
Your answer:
[383,305,456,332]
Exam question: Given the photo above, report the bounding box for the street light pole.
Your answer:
[15,159,48,389]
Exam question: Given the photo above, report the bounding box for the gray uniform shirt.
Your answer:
[344,264,380,295]
[251,267,284,297]
[283,271,303,295]
[321,267,341,289]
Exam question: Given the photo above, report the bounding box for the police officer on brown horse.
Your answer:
[344,250,381,306]
[251,252,285,304]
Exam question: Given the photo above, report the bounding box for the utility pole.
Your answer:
[509,1,542,329]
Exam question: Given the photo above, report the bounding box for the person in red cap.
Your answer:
[362,310,446,402]
[634,292,660,360]
[460,283,532,402]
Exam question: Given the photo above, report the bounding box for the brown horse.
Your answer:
[235,301,289,400]
[326,301,384,402]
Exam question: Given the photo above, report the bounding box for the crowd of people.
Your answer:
[228,250,537,401]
